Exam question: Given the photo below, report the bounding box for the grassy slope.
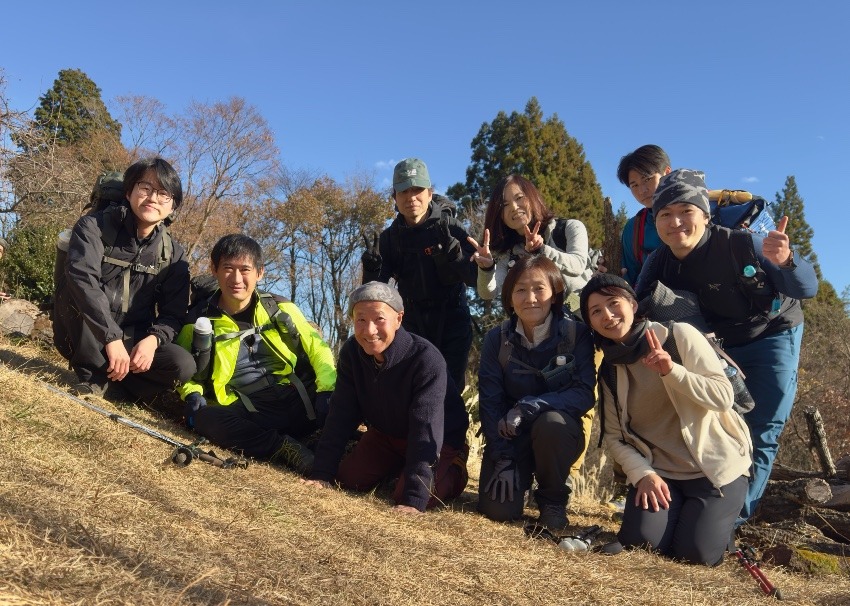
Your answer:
[1,339,848,606]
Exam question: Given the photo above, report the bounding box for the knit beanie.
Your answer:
[652,169,710,218]
[348,281,404,316]
[579,273,637,322]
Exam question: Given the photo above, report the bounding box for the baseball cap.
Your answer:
[393,158,431,192]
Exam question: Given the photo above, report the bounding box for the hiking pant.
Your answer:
[336,427,469,510]
[618,475,748,566]
[478,410,583,522]
[726,324,803,521]
[402,303,472,394]
[56,312,194,401]
[194,385,318,459]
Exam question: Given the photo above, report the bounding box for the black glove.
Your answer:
[184,393,207,429]
[483,459,519,503]
[361,232,382,274]
[436,221,462,262]
[314,391,332,424]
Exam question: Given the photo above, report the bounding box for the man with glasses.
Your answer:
[53,157,195,400]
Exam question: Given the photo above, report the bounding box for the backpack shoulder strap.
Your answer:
[555,317,577,357]
[158,228,173,271]
[659,321,683,365]
[256,292,316,420]
[633,208,649,264]
[497,318,513,371]
[547,218,569,251]
[99,204,122,258]
[596,358,617,447]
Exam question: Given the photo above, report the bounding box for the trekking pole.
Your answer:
[41,382,247,469]
[734,545,783,600]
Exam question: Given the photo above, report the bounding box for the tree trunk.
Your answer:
[805,407,837,477]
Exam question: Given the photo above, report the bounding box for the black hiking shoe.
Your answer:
[537,503,568,531]
[271,435,315,475]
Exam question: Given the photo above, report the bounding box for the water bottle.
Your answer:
[720,359,755,412]
[192,317,213,379]
[56,229,72,253]
[556,355,567,366]
[558,536,589,552]
[557,524,601,552]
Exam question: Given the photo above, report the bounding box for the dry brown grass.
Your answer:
[1,338,848,605]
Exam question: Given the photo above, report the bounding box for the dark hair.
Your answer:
[501,255,566,317]
[584,285,640,349]
[483,174,555,253]
[210,234,263,270]
[616,145,671,186]
[123,157,184,208]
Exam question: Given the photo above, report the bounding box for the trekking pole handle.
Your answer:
[735,549,783,599]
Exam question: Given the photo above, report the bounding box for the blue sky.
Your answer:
[3,1,848,291]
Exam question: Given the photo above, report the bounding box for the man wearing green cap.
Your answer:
[362,158,477,393]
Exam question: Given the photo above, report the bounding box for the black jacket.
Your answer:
[57,203,189,346]
[367,202,477,308]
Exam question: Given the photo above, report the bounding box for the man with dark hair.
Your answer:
[361,158,477,392]
[176,234,336,474]
[53,157,195,400]
[304,281,469,513]
[616,145,672,284]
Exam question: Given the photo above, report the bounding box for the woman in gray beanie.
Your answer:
[582,272,751,565]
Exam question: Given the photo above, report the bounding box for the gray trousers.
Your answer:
[478,410,583,521]
[618,474,748,566]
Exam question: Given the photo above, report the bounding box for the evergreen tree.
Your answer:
[448,97,604,245]
[773,175,821,279]
[25,68,121,150]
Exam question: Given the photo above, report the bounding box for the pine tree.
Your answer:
[26,68,121,149]
[773,176,821,280]
[448,98,604,245]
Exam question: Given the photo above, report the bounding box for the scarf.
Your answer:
[600,318,652,365]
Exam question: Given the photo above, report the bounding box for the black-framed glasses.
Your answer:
[135,181,174,203]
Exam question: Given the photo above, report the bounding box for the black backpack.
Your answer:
[545,218,602,276]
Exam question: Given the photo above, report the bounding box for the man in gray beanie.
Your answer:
[636,168,818,524]
[651,169,710,218]
[304,281,470,514]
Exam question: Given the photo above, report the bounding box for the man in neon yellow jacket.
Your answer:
[176,234,336,474]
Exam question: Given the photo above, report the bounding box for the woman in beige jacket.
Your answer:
[580,273,752,566]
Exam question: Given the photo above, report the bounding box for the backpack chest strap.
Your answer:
[214,322,316,421]
[102,255,162,313]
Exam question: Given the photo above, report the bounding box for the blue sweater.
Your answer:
[311,327,469,510]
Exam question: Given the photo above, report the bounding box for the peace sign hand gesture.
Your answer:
[641,328,673,376]
[524,221,543,253]
[467,229,495,269]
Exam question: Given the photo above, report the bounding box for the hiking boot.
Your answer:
[537,503,568,531]
[271,434,315,475]
[71,381,107,397]
[598,540,624,555]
